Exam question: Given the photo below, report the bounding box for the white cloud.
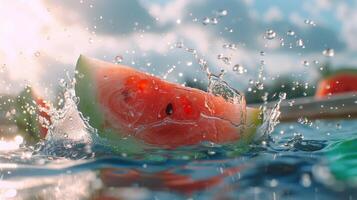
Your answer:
[0,0,353,97]
[264,6,283,22]
[289,12,306,28]
[335,3,357,51]
[148,0,200,25]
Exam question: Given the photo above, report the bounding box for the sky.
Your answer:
[0,0,356,97]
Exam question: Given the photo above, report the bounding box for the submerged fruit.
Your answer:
[75,55,261,149]
[315,69,357,98]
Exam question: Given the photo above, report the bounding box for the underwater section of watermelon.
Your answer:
[75,55,262,158]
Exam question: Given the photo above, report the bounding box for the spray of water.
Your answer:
[175,42,286,145]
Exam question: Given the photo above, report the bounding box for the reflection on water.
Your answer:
[0,120,356,199]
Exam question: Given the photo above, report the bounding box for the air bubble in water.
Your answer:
[265,29,276,40]
[115,55,123,64]
[202,17,210,25]
[322,48,334,57]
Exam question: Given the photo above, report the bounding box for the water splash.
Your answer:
[256,92,286,142]
[38,73,98,158]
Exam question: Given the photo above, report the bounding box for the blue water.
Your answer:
[0,119,356,199]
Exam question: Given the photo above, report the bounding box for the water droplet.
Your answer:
[178,72,183,77]
[0,64,6,73]
[175,41,184,48]
[287,30,295,36]
[233,64,244,74]
[115,55,123,64]
[279,92,287,100]
[221,57,231,65]
[322,48,334,57]
[186,61,193,66]
[255,81,264,90]
[260,51,265,56]
[185,48,197,54]
[202,17,210,25]
[223,43,237,50]
[265,29,276,40]
[218,9,228,16]
[64,143,72,149]
[296,39,304,47]
[302,60,309,66]
[211,17,218,25]
[59,78,66,87]
[304,19,316,26]
[88,37,93,44]
[288,100,295,106]
[34,51,41,57]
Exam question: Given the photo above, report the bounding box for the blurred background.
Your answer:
[0,0,355,103]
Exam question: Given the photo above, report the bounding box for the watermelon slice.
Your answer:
[1,86,51,143]
[315,69,357,98]
[75,55,262,149]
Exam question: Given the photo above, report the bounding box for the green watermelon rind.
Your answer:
[75,55,105,130]
[75,55,148,155]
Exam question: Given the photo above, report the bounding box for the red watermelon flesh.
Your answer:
[75,56,261,148]
[316,72,357,98]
